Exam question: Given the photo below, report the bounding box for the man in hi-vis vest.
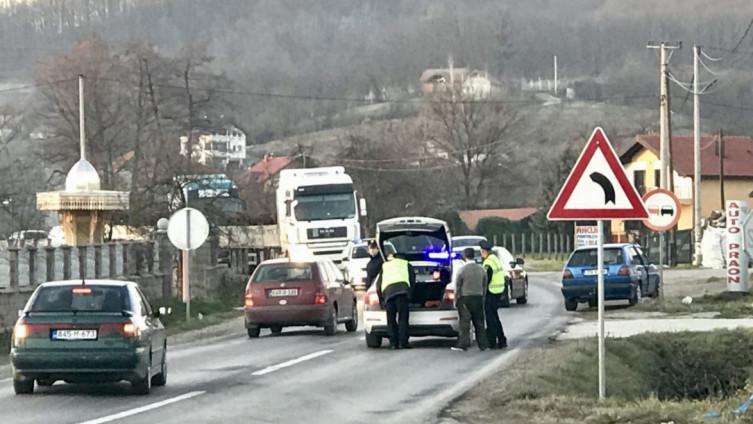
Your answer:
[376,252,415,349]
[480,241,508,349]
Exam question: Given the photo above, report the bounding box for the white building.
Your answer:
[180,124,247,169]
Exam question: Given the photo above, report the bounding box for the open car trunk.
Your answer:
[376,217,453,310]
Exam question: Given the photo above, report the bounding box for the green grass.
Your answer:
[635,290,753,318]
[446,330,753,424]
[523,257,567,272]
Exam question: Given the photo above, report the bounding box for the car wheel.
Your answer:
[650,280,660,298]
[345,302,358,332]
[365,331,382,348]
[629,283,642,306]
[152,343,167,387]
[247,326,261,338]
[516,279,528,305]
[588,297,597,308]
[323,307,338,336]
[36,379,54,387]
[13,377,34,395]
[132,356,152,395]
[564,298,578,311]
[270,325,283,336]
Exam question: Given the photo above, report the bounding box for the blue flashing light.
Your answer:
[426,251,460,260]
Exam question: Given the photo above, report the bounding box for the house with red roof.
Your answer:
[617,134,753,236]
[458,207,538,232]
[237,154,293,188]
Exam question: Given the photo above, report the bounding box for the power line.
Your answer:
[0,78,76,94]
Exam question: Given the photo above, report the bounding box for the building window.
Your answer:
[634,170,646,195]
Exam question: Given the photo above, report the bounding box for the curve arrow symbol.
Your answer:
[590,172,615,205]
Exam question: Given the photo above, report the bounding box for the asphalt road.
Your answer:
[0,273,568,424]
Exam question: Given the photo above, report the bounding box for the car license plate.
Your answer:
[51,329,98,340]
[583,269,608,276]
[269,289,298,297]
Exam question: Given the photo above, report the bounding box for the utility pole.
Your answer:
[647,41,681,294]
[79,74,86,160]
[719,129,726,209]
[554,55,558,95]
[693,46,703,266]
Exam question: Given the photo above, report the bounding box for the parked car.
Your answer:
[364,217,459,348]
[341,239,374,290]
[244,257,358,337]
[450,235,488,248]
[451,244,528,306]
[10,280,167,395]
[561,243,660,311]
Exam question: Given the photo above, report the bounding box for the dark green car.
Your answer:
[10,280,167,395]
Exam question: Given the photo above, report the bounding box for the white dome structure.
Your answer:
[65,159,101,192]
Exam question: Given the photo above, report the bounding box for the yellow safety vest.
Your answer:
[381,258,410,291]
[483,253,505,294]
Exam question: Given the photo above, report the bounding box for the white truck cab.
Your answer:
[276,167,366,263]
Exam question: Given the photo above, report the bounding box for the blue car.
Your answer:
[561,243,660,311]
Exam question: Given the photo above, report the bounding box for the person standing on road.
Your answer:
[365,241,383,290]
[480,241,508,349]
[376,252,415,349]
[451,248,489,352]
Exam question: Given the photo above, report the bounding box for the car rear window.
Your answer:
[567,248,624,267]
[452,238,486,248]
[30,285,128,313]
[253,263,314,282]
[351,245,369,259]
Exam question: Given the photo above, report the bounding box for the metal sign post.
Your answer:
[597,220,605,399]
[168,207,209,323]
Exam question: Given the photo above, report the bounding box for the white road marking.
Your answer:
[77,391,205,424]
[252,349,333,376]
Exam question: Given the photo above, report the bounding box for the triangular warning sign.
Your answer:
[548,127,648,221]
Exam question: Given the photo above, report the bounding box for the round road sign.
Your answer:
[642,188,681,231]
[167,207,209,251]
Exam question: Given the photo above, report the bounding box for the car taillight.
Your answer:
[443,288,456,304]
[618,266,631,276]
[365,291,380,306]
[563,269,573,279]
[314,292,327,305]
[122,322,139,337]
[14,322,28,340]
[244,293,255,307]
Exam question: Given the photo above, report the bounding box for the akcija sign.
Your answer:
[726,200,749,292]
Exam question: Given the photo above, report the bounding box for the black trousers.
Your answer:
[456,296,488,350]
[385,294,409,347]
[485,293,507,347]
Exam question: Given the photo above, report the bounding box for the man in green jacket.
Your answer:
[480,241,508,349]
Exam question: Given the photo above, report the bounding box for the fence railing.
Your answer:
[484,233,572,260]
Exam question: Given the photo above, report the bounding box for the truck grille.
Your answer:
[307,227,347,239]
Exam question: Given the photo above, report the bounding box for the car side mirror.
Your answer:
[18,309,24,318]
[515,258,525,265]
[152,310,161,318]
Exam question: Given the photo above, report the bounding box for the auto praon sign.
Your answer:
[726,200,749,292]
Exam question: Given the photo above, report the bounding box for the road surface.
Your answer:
[0,273,567,424]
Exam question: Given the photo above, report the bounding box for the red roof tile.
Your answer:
[459,208,538,231]
[238,155,292,185]
[625,135,753,178]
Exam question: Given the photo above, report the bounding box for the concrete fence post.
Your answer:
[547,233,552,258]
[62,246,72,280]
[539,233,544,258]
[503,234,508,249]
[511,235,516,255]
[94,244,102,278]
[559,234,565,259]
[122,242,129,276]
[45,246,55,282]
[78,245,87,279]
[9,247,19,289]
[108,244,116,278]
[146,241,155,274]
[28,246,37,286]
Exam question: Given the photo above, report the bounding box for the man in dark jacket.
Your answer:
[365,241,383,290]
[452,248,489,351]
[480,241,508,349]
[376,252,415,349]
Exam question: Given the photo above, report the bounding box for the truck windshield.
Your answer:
[294,193,355,221]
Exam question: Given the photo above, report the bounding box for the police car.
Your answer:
[363,217,460,348]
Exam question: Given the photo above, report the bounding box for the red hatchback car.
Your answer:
[244,258,358,337]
